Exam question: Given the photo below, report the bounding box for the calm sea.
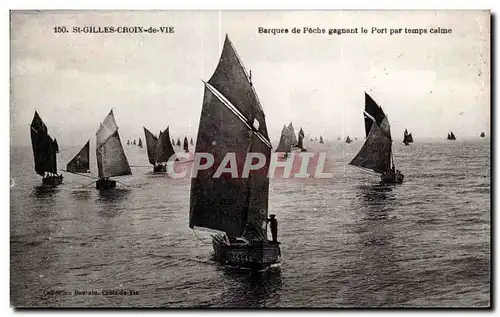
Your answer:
[10,139,490,307]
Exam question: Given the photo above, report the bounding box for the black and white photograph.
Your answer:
[9,9,490,308]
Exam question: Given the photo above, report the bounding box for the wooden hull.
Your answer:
[381,173,404,184]
[212,235,281,271]
[96,178,116,190]
[42,175,63,187]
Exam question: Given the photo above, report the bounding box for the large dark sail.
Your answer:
[349,121,392,173]
[190,35,272,241]
[156,127,176,162]
[66,141,90,173]
[143,127,158,165]
[365,92,391,138]
[30,111,57,176]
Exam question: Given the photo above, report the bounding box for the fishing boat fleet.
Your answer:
[27,34,488,272]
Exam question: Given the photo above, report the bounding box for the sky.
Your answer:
[10,10,490,146]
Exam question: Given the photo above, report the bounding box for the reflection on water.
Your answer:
[96,188,131,217]
[70,189,92,201]
[219,268,282,307]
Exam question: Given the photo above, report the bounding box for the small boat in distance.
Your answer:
[447,131,457,140]
[319,136,324,144]
[66,140,90,174]
[30,111,63,187]
[345,136,352,144]
[276,125,293,158]
[297,127,307,152]
[349,92,404,184]
[183,136,189,152]
[138,138,143,148]
[288,122,298,147]
[133,140,136,145]
[95,110,132,189]
[190,137,194,146]
[144,126,176,172]
[127,140,130,145]
[480,132,485,138]
[403,129,414,145]
[176,138,181,147]
[190,34,281,271]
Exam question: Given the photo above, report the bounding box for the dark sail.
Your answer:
[408,133,413,143]
[480,132,485,138]
[66,141,90,173]
[349,122,392,174]
[190,35,272,241]
[138,138,143,148]
[365,92,391,138]
[143,127,158,165]
[319,136,324,144]
[447,131,456,140]
[403,129,413,144]
[30,111,57,176]
[297,127,305,149]
[288,122,298,146]
[133,140,136,145]
[275,125,292,153]
[183,136,189,152]
[345,136,352,143]
[127,140,130,145]
[207,35,269,139]
[156,127,176,162]
[190,137,194,145]
[176,138,181,147]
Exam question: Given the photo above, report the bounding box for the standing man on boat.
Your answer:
[268,214,278,243]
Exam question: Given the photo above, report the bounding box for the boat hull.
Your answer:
[212,235,281,271]
[381,173,404,184]
[153,164,166,173]
[42,175,63,187]
[96,178,116,190]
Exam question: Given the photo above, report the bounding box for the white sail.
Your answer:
[95,110,131,178]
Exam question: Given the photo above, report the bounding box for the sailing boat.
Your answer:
[288,122,298,147]
[190,34,281,271]
[447,131,456,140]
[480,132,486,138]
[319,136,324,144]
[30,111,63,187]
[183,136,189,152]
[176,138,181,147]
[403,129,413,145]
[127,140,130,145]
[337,137,341,141]
[190,137,194,146]
[297,127,307,152]
[349,92,404,184]
[138,138,143,148]
[133,140,136,145]
[345,136,352,144]
[95,110,132,189]
[66,141,90,174]
[144,126,176,172]
[275,125,293,158]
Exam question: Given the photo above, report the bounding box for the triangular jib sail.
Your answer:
[66,140,90,173]
[95,110,132,178]
[190,35,271,242]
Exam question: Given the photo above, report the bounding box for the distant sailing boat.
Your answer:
[66,140,90,174]
[297,127,307,152]
[480,132,486,138]
[133,140,136,145]
[190,137,194,146]
[288,122,298,147]
[345,136,352,144]
[190,34,281,271]
[349,92,404,184]
[127,140,130,145]
[144,126,176,172]
[183,136,189,152]
[30,111,63,187]
[276,125,293,158]
[319,136,324,144]
[337,137,341,141]
[176,138,181,147]
[403,129,413,145]
[95,110,132,189]
[447,131,456,140]
[315,137,318,142]
[138,138,143,148]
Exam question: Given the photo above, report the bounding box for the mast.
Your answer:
[66,141,90,173]
[190,35,271,242]
[143,127,158,166]
[95,110,132,179]
[30,111,58,176]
